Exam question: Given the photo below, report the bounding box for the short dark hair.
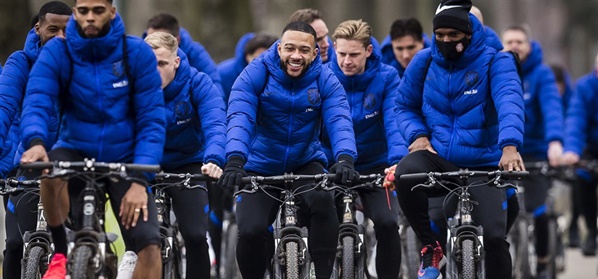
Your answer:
[244,33,278,56]
[389,18,423,41]
[30,14,39,28]
[288,9,322,24]
[147,13,180,37]
[502,25,531,40]
[75,0,112,3]
[549,64,566,84]
[38,1,72,24]
[282,21,317,45]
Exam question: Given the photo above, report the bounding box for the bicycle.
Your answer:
[152,172,215,279]
[235,173,380,279]
[401,169,528,279]
[23,159,160,279]
[0,177,52,279]
[326,174,384,279]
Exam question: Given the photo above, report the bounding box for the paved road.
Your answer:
[560,248,597,279]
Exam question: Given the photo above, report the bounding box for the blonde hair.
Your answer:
[144,31,178,56]
[332,19,371,48]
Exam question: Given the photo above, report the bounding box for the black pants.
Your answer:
[344,167,400,279]
[161,163,211,279]
[395,151,511,279]
[3,168,38,279]
[506,159,550,258]
[207,181,225,273]
[236,162,339,279]
[49,148,161,252]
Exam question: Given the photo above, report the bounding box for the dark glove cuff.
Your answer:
[336,154,354,165]
[29,138,45,149]
[227,155,246,168]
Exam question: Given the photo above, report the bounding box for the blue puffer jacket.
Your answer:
[484,26,503,51]
[22,14,166,167]
[162,50,226,170]
[380,33,432,78]
[0,29,60,176]
[564,71,598,156]
[226,42,357,175]
[324,41,406,171]
[179,28,223,96]
[519,41,563,158]
[396,14,524,167]
[217,33,255,102]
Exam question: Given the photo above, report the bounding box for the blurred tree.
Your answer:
[0,0,31,63]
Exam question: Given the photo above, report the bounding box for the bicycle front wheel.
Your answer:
[460,239,476,279]
[341,236,355,279]
[285,241,299,279]
[23,246,48,279]
[69,245,95,279]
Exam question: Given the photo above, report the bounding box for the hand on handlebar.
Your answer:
[383,164,397,191]
[329,155,359,185]
[201,162,223,179]
[547,141,564,167]
[559,151,580,166]
[499,146,525,171]
[218,156,247,191]
[20,145,50,173]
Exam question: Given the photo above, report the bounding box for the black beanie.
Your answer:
[433,0,473,34]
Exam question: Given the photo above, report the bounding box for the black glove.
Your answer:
[329,154,359,185]
[218,156,247,191]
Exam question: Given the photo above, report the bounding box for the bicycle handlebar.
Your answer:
[154,172,217,181]
[400,170,529,182]
[21,160,161,173]
[0,178,41,195]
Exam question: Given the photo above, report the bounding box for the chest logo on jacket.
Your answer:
[364,93,377,110]
[175,101,192,125]
[465,71,479,86]
[307,89,321,105]
[112,61,124,77]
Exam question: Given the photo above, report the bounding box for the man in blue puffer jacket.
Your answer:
[19,0,165,278]
[386,1,525,278]
[324,19,404,279]
[470,6,503,51]
[561,53,598,256]
[380,18,432,78]
[502,26,564,273]
[218,32,278,102]
[0,2,70,278]
[141,32,226,279]
[146,13,223,96]
[219,21,359,279]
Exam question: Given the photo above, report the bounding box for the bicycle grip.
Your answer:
[399,173,431,182]
[20,162,54,170]
[125,164,161,173]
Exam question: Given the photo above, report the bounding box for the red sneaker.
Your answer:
[42,253,67,279]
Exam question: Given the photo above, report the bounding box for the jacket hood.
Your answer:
[163,49,191,101]
[23,28,41,64]
[521,40,543,75]
[233,33,255,67]
[431,13,486,68]
[66,13,125,61]
[262,40,322,88]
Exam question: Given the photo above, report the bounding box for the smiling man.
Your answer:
[20,0,165,278]
[219,21,358,279]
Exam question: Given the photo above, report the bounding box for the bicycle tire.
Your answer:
[547,218,558,279]
[341,236,355,279]
[223,223,241,279]
[513,219,533,279]
[69,245,95,279]
[23,246,47,279]
[405,227,421,279]
[285,241,299,279]
[460,239,476,279]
